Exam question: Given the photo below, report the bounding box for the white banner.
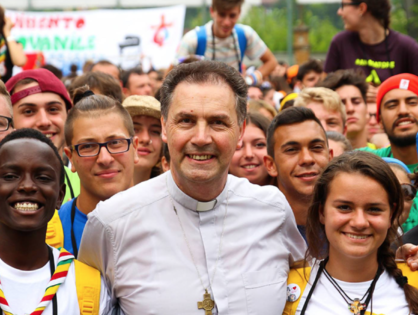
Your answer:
[6,6,186,74]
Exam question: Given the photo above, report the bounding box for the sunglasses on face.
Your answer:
[402,184,417,201]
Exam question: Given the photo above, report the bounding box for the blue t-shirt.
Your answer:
[58,198,87,256]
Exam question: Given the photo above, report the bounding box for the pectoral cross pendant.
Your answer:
[197,289,215,315]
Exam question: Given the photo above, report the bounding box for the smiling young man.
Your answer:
[174,0,277,85]
[5,69,80,204]
[78,61,305,314]
[57,88,138,257]
[264,107,333,241]
[0,128,112,314]
[361,73,418,232]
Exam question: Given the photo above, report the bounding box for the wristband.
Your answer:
[6,36,16,42]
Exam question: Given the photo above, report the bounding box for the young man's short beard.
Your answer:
[387,133,416,148]
[383,119,417,148]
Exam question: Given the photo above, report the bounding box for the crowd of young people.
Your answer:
[0,0,418,314]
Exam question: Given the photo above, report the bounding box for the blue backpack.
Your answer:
[195,24,247,73]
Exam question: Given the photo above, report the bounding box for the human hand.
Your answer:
[396,243,418,271]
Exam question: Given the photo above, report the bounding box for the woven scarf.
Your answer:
[0,247,75,315]
[0,36,6,79]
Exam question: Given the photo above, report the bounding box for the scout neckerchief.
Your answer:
[0,247,74,315]
[0,35,7,80]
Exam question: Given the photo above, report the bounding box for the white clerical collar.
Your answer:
[196,200,217,212]
[166,171,228,212]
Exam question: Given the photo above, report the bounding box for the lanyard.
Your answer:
[211,25,241,72]
[64,171,75,200]
[359,29,394,78]
[70,198,79,259]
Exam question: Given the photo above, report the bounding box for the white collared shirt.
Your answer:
[78,171,306,314]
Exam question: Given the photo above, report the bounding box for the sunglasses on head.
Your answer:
[340,1,362,8]
[402,184,417,201]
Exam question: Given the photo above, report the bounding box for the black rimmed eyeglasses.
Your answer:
[0,115,13,132]
[341,1,362,9]
[71,138,133,157]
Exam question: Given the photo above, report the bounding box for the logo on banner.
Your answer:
[152,15,173,47]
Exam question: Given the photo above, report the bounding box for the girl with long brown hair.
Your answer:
[284,151,418,315]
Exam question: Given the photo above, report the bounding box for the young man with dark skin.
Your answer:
[5,69,80,204]
[264,107,333,241]
[0,129,111,314]
[361,73,418,232]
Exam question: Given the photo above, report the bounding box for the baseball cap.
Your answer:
[376,73,418,122]
[5,69,73,110]
[122,95,161,120]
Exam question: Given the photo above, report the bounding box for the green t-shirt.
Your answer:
[359,146,418,232]
[63,166,80,205]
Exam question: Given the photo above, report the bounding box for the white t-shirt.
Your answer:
[0,246,111,315]
[174,21,267,71]
[78,172,306,314]
[296,263,410,315]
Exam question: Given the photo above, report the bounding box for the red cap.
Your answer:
[376,73,418,122]
[5,69,72,110]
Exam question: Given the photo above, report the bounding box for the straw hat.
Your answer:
[122,95,161,120]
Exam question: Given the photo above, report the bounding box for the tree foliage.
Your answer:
[240,1,417,54]
[182,1,418,54]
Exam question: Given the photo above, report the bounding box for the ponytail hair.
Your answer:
[65,85,134,146]
[363,0,391,30]
[378,239,418,313]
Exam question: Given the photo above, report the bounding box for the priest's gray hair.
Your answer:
[160,60,247,125]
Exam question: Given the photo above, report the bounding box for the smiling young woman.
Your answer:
[283,151,418,315]
[229,112,275,186]
[324,0,418,85]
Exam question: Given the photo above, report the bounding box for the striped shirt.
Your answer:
[175,21,267,71]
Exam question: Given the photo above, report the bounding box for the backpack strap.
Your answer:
[234,24,247,73]
[74,259,101,315]
[283,266,311,315]
[396,262,418,288]
[195,25,207,56]
[45,210,64,249]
